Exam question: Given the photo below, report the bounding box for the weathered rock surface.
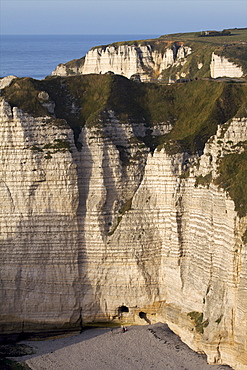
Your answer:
[0,77,247,370]
[0,99,81,331]
[51,43,192,81]
[0,76,17,89]
[210,52,244,78]
[51,37,246,81]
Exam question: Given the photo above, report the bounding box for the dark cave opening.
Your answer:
[139,311,151,324]
[139,311,146,319]
[118,306,129,315]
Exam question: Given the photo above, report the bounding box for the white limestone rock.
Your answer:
[52,41,246,82]
[51,43,192,81]
[0,75,17,89]
[51,63,68,77]
[210,52,244,78]
[0,98,247,369]
[0,99,81,330]
[38,91,55,114]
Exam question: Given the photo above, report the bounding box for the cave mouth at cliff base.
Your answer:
[118,306,129,315]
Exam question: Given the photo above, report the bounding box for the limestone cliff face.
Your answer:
[210,52,244,78]
[51,39,246,81]
[162,119,247,370]
[78,116,247,370]
[0,99,81,330]
[0,78,247,370]
[51,43,191,81]
[0,76,17,89]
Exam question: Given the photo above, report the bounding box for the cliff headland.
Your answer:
[51,28,247,82]
[0,28,247,370]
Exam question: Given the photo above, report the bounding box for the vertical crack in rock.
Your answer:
[175,196,184,263]
[215,335,222,364]
[233,218,244,289]
[135,246,153,300]
[72,126,104,324]
[101,142,120,236]
[173,154,189,289]
[175,189,187,290]
[0,180,15,212]
[172,43,180,61]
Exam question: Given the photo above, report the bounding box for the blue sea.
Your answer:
[0,34,159,80]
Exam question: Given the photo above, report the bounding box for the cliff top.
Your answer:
[93,28,247,48]
[2,72,247,215]
[57,28,247,81]
[2,74,247,153]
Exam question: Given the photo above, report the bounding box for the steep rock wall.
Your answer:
[82,118,247,370]
[51,43,191,81]
[0,97,247,369]
[0,99,82,331]
[0,99,151,331]
[210,52,244,78]
[51,43,246,81]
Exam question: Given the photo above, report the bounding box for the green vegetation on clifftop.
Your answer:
[2,73,247,216]
[214,150,247,217]
[64,28,247,80]
[2,74,247,154]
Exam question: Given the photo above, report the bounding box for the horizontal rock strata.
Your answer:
[210,52,244,78]
[0,94,247,370]
[51,43,192,81]
[51,40,245,81]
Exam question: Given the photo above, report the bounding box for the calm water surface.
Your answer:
[0,34,159,80]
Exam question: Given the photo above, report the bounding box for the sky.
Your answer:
[0,0,246,36]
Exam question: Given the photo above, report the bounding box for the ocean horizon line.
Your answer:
[1,33,160,37]
[1,33,160,80]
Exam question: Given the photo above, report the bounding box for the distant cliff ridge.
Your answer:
[52,42,192,81]
[51,29,247,81]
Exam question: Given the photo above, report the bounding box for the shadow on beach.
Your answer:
[8,323,233,370]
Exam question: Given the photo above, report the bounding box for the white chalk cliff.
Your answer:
[51,40,246,81]
[210,52,244,78]
[0,75,17,89]
[0,78,247,370]
[51,43,192,81]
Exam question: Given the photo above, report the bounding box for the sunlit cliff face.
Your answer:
[0,71,247,370]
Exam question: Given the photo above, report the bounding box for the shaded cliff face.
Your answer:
[1,75,247,369]
[51,29,247,81]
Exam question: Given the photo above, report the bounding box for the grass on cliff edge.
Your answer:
[2,74,247,217]
[158,28,247,74]
[2,74,247,154]
[68,28,247,78]
[214,150,247,217]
